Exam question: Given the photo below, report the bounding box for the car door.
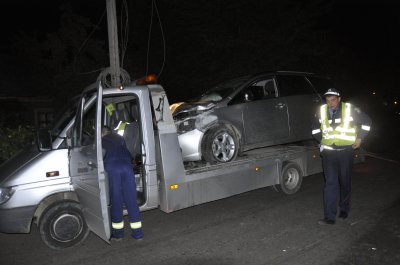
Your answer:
[275,74,322,141]
[239,78,290,148]
[69,83,110,243]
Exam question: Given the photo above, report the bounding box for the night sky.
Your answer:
[0,0,399,108]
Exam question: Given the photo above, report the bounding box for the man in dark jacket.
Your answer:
[102,126,143,239]
[312,88,372,225]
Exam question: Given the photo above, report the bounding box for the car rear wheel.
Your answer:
[202,125,239,163]
[39,201,89,249]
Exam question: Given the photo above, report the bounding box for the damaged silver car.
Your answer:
[171,71,333,163]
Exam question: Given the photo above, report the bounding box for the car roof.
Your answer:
[250,70,331,78]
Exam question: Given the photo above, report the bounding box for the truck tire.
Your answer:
[276,162,303,195]
[202,125,239,163]
[39,201,89,249]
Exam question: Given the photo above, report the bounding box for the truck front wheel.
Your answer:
[39,201,89,249]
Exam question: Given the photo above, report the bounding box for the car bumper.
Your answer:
[0,205,36,233]
[178,129,204,162]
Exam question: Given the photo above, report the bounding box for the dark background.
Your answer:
[0,0,399,153]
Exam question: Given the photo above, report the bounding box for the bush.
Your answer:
[0,125,35,165]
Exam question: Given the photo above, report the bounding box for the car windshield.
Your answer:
[197,76,250,102]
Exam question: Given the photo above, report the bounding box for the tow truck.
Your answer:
[67,82,326,245]
[0,81,364,249]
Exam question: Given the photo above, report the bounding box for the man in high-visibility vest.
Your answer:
[312,88,371,225]
[102,126,143,239]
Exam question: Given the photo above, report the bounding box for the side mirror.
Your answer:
[66,128,72,147]
[36,129,52,151]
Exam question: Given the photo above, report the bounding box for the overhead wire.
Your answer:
[74,7,107,75]
[153,0,166,78]
[146,0,166,78]
[145,0,155,76]
[119,0,129,68]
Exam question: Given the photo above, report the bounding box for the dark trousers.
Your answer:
[321,147,354,220]
[105,161,141,230]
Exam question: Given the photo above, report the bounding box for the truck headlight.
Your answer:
[0,187,14,204]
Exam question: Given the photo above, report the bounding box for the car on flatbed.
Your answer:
[171,71,334,163]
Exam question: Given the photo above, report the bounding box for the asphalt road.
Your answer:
[1,156,399,265]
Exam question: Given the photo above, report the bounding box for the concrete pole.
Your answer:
[106,0,121,87]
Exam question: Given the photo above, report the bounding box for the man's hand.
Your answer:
[352,138,362,149]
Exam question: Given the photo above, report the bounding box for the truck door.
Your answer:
[69,83,110,243]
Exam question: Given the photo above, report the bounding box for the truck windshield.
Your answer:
[49,97,79,141]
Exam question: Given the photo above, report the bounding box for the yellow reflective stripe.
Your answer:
[112,222,124,230]
[334,134,356,141]
[320,105,326,123]
[361,125,371,131]
[343,103,351,129]
[130,221,142,230]
[312,129,321,135]
[320,104,332,133]
[336,127,356,133]
[114,121,128,136]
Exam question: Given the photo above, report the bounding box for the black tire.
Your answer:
[202,125,239,163]
[275,162,303,194]
[39,201,90,249]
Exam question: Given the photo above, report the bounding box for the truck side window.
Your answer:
[81,105,96,146]
[276,75,314,97]
[72,102,96,147]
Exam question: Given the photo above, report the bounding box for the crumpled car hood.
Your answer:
[171,101,216,118]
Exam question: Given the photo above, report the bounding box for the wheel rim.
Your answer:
[51,213,83,242]
[283,167,300,190]
[212,131,236,162]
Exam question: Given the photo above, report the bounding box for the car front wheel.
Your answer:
[202,125,239,163]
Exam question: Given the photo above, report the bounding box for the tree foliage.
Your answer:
[6,3,108,103]
[0,125,34,165]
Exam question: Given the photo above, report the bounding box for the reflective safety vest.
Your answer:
[320,102,356,146]
[114,121,127,136]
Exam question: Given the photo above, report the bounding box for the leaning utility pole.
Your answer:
[106,0,121,87]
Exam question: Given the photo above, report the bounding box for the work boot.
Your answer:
[111,229,124,240]
[131,228,144,239]
[318,218,335,225]
[338,211,348,219]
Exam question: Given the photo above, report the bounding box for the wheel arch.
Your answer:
[202,122,243,152]
[33,191,79,225]
[282,158,305,177]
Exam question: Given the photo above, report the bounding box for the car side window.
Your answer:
[263,79,276,98]
[307,76,335,95]
[229,78,275,105]
[276,75,314,97]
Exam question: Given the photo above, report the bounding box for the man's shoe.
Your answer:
[111,235,124,242]
[131,229,144,240]
[338,211,348,219]
[318,218,335,225]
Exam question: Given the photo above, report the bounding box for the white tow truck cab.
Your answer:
[0,82,365,249]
